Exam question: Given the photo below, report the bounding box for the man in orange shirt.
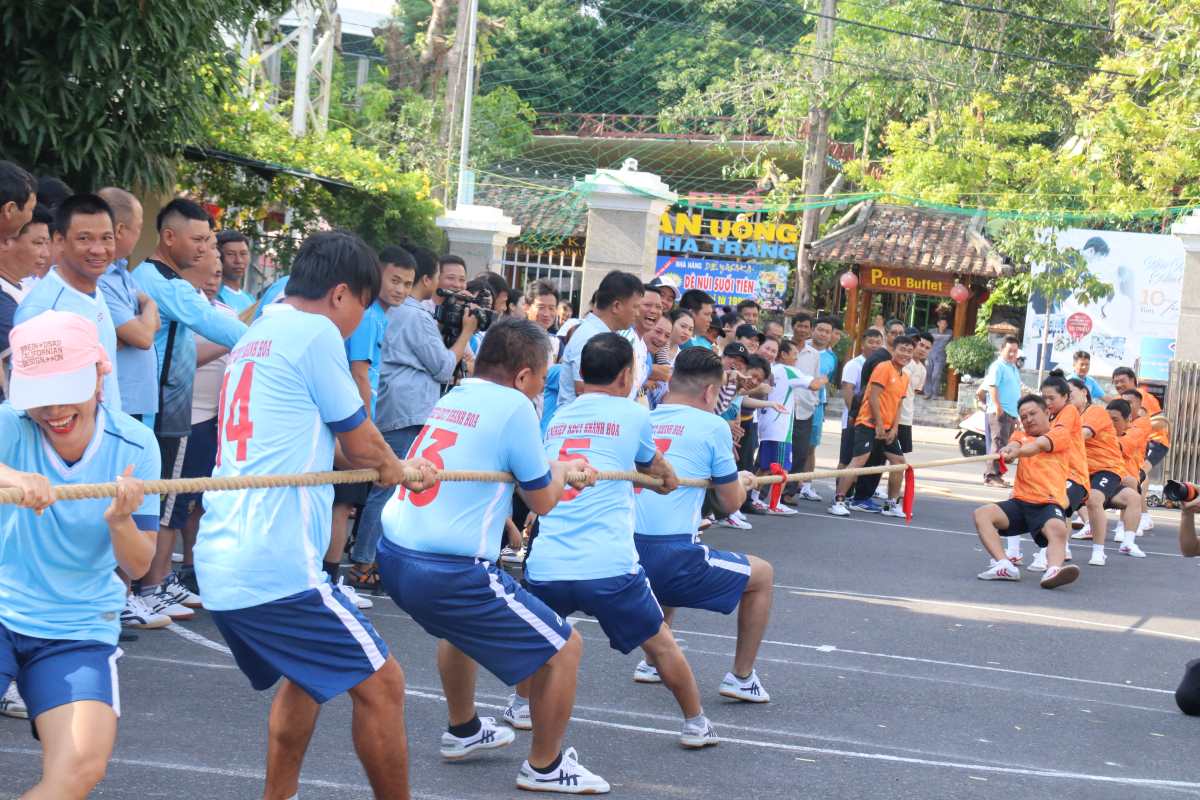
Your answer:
[1109,396,1151,558]
[829,336,914,519]
[1112,366,1169,533]
[972,395,1080,589]
[1074,382,1142,566]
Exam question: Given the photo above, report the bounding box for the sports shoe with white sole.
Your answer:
[1071,524,1092,540]
[0,682,27,719]
[766,502,798,516]
[441,716,515,760]
[500,547,526,564]
[749,497,770,514]
[874,486,888,500]
[719,670,770,703]
[977,560,1020,581]
[517,746,610,794]
[880,502,905,518]
[162,571,203,609]
[680,717,719,749]
[1027,550,1048,573]
[1006,551,1023,566]
[828,500,850,517]
[633,660,662,684]
[1140,512,1154,532]
[799,484,822,502]
[717,513,753,530]
[503,695,532,731]
[1088,550,1107,566]
[139,585,194,620]
[1040,564,1080,589]
[337,578,373,610]
[1120,541,1147,558]
[121,593,171,629]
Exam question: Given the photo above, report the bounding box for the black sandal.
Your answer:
[347,562,381,594]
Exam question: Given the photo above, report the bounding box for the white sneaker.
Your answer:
[1040,564,1080,589]
[1027,550,1048,573]
[337,578,373,610]
[1120,541,1147,558]
[874,486,888,500]
[121,593,171,629]
[717,513,753,530]
[749,497,770,514]
[503,695,532,730]
[880,501,905,518]
[1140,512,1155,532]
[1072,524,1092,540]
[977,560,1020,581]
[441,716,516,760]
[719,670,770,703]
[799,484,822,502]
[828,500,850,517]
[633,660,662,684]
[680,716,719,749]
[517,746,610,794]
[766,502,798,516]
[1089,550,1107,566]
[139,585,194,620]
[0,682,27,719]
[162,571,202,609]
[500,547,526,564]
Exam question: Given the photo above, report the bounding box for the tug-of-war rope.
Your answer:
[0,454,998,521]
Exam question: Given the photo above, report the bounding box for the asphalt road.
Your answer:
[4,439,1200,799]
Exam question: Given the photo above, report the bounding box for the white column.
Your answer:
[436,204,521,278]
[576,161,677,309]
[1173,211,1200,362]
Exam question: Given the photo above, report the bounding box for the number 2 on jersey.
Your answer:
[399,425,458,506]
[216,362,255,465]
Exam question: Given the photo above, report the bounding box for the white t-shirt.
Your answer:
[191,299,239,424]
[900,359,927,426]
[619,327,649,401]
[758,362,814,443]
[840,355,866,426]
[791,342,821,421]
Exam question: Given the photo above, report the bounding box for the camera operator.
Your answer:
[1177,493,1200,716]
[346,244,477,590]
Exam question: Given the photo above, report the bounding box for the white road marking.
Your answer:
[166,623,233,654]
[124,653,237,670]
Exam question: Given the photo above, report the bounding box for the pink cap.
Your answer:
[7,310,111,410]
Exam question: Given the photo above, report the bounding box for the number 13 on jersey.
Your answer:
[399,424,458,506]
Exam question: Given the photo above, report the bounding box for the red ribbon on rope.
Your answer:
[997,454,1008,475]
[902,466,916,523]
[767,463,788,510]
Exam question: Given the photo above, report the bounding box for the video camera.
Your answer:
[433,287,495,348]
[1165,480,1200,504]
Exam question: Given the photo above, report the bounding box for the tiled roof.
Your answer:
[473,178,588,239]
[809,202,1009,277]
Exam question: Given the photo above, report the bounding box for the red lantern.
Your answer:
[839,271,859,290]
[950,282,970,304]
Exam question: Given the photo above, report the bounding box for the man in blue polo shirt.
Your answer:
[633,347,774,703]
[979,335,1022,487]
[557,270,643,411]
[215,230,256,313]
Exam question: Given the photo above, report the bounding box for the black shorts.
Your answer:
[898,424,913,454]
[852,424,903,458]
[839,426,856,465]
[1090,470,1122,504]
[996,499,1064,548]
[1065,480,1088,515]
[1147,441,1168,467]
[333,476,372,507]
[157,434,186,527]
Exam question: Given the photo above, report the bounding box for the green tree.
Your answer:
[0,0,287,190]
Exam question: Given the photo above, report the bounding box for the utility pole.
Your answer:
[454,0,480,209]
[789,0,837,313]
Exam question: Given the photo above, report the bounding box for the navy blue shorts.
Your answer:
[758,440,792,472]
[0,622,120,720]
[525,569,663,654]
[378,540,572,685]
[209,583,389,704]
[167,417,219,529]
[634,534,751,615]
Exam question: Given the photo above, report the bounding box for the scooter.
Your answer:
[957,410,987,457]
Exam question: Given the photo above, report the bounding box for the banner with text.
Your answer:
[654,255,790,311]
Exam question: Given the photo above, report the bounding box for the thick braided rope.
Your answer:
[0,454,998,505]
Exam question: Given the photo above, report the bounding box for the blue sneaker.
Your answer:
[848,498,883,514]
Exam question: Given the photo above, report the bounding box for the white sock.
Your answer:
[1092,543,1105,557]
[1005,539,1022,558]
[1036,547,1047,560]
[511,694,529,709]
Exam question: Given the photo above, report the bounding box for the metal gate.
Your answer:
[498,244,585,313]
[1164,359,1198,483]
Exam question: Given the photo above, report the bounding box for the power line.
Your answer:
[924,0,1111,33]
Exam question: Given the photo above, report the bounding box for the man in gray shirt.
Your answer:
[349,246,476,587]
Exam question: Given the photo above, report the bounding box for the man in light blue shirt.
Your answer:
[557,270,643,410]
[979,335,1023,486]
[215,230,255,313]
[16,194,123,413]
[1067,349,1106,402]
[194,231,434,800]
[521,333,717,747]
[0,309,159,799]
[633,346,774,703]
[376,318,611,794]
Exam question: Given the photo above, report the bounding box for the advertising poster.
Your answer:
[1022,229,1183,380]
[654,255,790,311]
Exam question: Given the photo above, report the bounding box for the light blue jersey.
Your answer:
[15,268,121,413]
[97,260,158,416]
[635,403,739,536]
[0,404,159,645]
[382,378,551,559]
[194,304,367,611]
[344,301,387,418]
[253,275,289,320]
[217,284,255,313]
[528,393,657,582]
[557,313,611,408]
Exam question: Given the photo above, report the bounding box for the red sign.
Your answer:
[1066,312,1092,340]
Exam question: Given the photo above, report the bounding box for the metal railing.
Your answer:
[1164,360,1195,483]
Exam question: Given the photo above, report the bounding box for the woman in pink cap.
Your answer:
[0,309,158,799]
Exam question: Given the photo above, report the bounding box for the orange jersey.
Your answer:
[855,361,909,430]
[1080,404,1125,476]
[1009,429,1070,508]
[1050,403,1088,485]
[1139,389,1169,446]
[1120,417,1152,478]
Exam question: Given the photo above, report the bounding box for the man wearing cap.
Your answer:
[734,323,763,355]
[647,275,679,310]
[0,310,159,799]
